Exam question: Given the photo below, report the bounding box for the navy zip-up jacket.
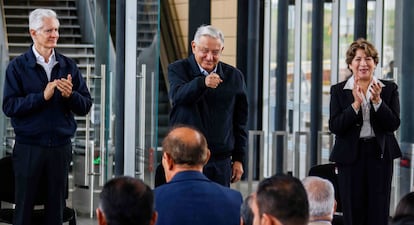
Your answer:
[2,47,92,147]
[168,55,248,163]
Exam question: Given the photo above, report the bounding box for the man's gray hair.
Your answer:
[193,25,224,46]
[302,176,335,217]
[29,8,59,31]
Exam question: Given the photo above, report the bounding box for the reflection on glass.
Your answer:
[338,0,354,82]
[382,0,396,80]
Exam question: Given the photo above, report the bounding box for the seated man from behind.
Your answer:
[251,174,309,225]
[155,125,243,225]
[96,176,157,225]
[302,176,337,225]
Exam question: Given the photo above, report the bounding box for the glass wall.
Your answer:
[264,0,334,178]
[123,0,160,187]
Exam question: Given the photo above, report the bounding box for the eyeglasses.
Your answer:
[197,46,222,57]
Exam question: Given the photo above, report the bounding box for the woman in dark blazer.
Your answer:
[329,38,401,225]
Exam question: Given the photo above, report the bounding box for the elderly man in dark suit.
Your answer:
[166,24,248,187]
[154,125,243,225]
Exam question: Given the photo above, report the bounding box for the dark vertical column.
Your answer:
[399,0,414,197]
[188,0,211,56]
[246,1,260,130]
[258,2,264,130]
[275,0,288,173]
[310,0,324,167]
[237,0,251,178]
[114,0,125,176]
[237,0,248,80]
[354,0,368,39]
[245,0,264,179]
[400,1,414,157]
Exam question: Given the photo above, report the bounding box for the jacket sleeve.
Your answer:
[231,72,248,163]
[2,60,47,117]
[370,82,400,132]
[328,84,363,136]
[66,63,92,116]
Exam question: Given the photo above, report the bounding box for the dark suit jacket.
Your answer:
[329,78,401,164]
[154,171,243,225]
[168,55,248,163]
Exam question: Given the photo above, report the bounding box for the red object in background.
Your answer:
[400,157,411,168]
[148,148,154,172]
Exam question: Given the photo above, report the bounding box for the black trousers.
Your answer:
[337,138,393,225]
[12,142,72,225]
[203,157,232,187]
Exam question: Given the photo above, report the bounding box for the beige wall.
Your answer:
[168,0,238,66]
[168,0,189,58]
[211,0,237,66]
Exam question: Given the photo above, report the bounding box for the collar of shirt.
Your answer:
[343,75,385,90]
[32,45,56,65]
[198,64,217,76]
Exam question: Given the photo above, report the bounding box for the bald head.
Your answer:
[162,126,209,166]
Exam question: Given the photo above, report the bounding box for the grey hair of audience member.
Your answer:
[240,194,254,225]
[193,25,224,46]
[29,8,60,31]
[302,176,335,218]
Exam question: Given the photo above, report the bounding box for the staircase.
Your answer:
[3,0,96,146]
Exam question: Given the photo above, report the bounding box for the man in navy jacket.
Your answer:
[155,125,243,225]
[168,25,248,187]
[2,8,92,225]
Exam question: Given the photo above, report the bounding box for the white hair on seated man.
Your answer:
[302,176,337,223]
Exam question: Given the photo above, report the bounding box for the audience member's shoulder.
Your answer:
[154,181,170,193]
[215,182,243,201]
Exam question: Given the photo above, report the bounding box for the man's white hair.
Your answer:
[302,176,335,217]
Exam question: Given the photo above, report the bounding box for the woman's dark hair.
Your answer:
[345,38,379,71]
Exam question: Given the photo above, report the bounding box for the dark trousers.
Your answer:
[203,157,232,187]
[12,142,72,225]
[337,139,393,225]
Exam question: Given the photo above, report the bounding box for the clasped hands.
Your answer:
[205,72,223,89]
[44,74,73,100]
[352,78,382,110]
